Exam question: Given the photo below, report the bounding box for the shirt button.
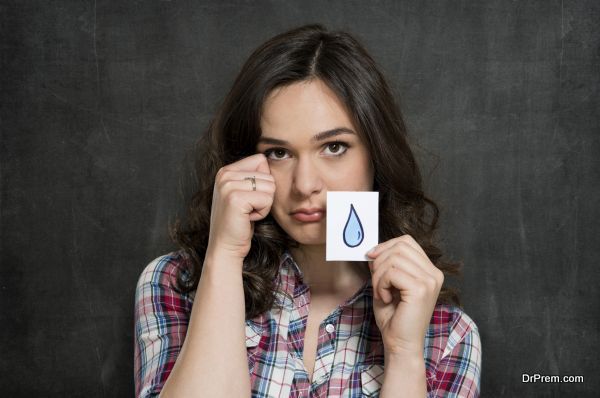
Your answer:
[325,323,335,333]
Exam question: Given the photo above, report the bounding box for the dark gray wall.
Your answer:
[2,1,598,397]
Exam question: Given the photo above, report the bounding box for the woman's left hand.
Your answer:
[367,234,444,358]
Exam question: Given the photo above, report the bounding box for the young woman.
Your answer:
[134,24,481,397]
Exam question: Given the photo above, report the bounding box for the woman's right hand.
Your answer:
[206,153,276,261]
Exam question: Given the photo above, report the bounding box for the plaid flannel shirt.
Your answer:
[134,250,481,397]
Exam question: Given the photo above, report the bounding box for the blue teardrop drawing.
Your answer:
[343,204,365,247]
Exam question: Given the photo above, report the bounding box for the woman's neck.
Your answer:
[290,244,370,296]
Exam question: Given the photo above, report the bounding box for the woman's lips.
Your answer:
[291,210,325,222]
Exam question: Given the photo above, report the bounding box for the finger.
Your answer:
[367,235,405,257]
[377,266,418,304]
[379,265,437,305]
[371,252,423,301]
[372,247,443,300]
[221,178,276,196]
[397,235,429,258]
[254,153,271,175]
[218,169,275,184]
[375,240,440,281]
[372,250,425,281]
[367,234,427,259]
[223,153,271,174]
[229,190,274,220]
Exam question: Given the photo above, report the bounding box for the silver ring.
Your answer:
[244,176,256,191]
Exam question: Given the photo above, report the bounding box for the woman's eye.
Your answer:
[323,142,348,156]
[264,142,348,160]
[265,148,289,160]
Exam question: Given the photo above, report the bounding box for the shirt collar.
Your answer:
[278,249,372,308]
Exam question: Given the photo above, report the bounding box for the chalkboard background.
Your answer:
[2,1,598,396]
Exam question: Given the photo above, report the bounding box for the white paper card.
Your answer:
[326,191,379,261]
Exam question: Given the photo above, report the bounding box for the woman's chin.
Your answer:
[290,233,325,246]
[274,217,325,245]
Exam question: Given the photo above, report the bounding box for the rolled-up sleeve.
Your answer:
[134,254,193,398]
[426,310,482,397]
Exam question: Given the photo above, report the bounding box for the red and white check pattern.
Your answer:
[134,250,481,397]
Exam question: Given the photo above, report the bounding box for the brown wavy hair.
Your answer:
[170,24,463,320]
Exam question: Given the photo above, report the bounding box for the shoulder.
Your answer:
[135,250,195,306]
[134,251,195,396]
[137,250,192,288]
[426,304,481,361]
[134,250,196,320]
[429,304,479,336]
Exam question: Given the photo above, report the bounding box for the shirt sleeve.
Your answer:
[426,310,482,397]
[134,254,193,398]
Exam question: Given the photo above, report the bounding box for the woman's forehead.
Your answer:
[260,80,356,141]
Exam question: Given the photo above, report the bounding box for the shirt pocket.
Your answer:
[360,364,385,397]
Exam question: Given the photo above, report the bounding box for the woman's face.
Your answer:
[257,79,375,245]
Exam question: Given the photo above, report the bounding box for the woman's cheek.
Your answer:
[270,182,288,218]
[323,164,357,189]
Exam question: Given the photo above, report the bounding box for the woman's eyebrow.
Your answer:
[258,127,356,145]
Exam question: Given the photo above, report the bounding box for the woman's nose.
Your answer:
[291,156,323,197]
